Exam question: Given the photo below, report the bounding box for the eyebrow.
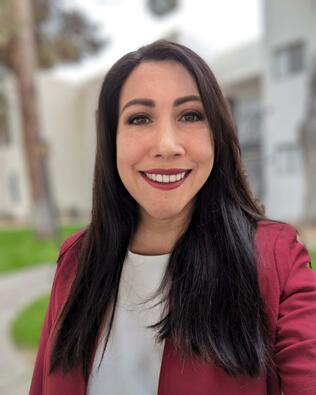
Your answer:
[120,95,201,115]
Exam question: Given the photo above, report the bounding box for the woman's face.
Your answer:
[116,60,214,223]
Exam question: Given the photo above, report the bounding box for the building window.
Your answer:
[8,172,21,203]
[147,0,178,16]
[273,41,305,79]
[274,143,302,174]
[241,145,263,200]
[0,89,10,145]
[232,97,262,145]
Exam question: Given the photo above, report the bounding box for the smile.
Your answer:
[144,171,187,183]
[140,169,191,190]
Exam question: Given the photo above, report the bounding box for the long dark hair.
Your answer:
[50,40,273,380]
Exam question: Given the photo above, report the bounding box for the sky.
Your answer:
[57,0,263,82]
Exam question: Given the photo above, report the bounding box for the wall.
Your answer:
[0,74,31,219]
[263,0,316,221]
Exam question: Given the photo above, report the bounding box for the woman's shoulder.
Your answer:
[255,218,310,262]
[256,218,294,239]
[55,227,87,278]
[49,228,87,315]
[255,219,312,292]
[255,219,303,254]
[58,228,87,261]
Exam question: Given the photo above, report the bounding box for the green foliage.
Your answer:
[0,0,13,49]
[11,294,49,349]
[9,248,316,351]
[311,250,316,270]
[0,0,105,69]
[34,2,105,68]
[0,225,83,273]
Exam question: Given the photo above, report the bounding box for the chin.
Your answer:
[143,203,190,222]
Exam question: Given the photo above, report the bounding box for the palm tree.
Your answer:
[0,0,104,239]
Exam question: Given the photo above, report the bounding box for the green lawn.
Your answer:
[0,225,84,273]
[11,250,316,351]
[1,225,315,274]
[11,294,50,349]
[311,250,316,270]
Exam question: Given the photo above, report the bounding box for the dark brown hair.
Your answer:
[50,40,273,380]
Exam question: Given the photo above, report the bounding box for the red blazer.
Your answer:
[29,221,316,395]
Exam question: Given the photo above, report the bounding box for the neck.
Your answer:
[129,205,193,255]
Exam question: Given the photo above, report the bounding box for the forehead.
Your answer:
[119,60,199,107]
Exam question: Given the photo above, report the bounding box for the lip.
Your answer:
[142,168,191,175]
[140,170,191,191]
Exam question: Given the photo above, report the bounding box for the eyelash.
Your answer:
[127,111,204,125]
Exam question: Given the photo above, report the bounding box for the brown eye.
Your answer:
[180,111,203,122]
[128,115,151,125]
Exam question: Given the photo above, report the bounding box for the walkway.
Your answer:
[0,264,55,395]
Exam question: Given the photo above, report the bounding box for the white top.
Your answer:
[87,250,170,395]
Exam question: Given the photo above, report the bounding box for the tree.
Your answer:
[1,0,104,69]
[0,0,104,239]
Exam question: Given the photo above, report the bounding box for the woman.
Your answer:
[29,40,316,395]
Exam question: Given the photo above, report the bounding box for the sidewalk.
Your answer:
[0,264,55,395]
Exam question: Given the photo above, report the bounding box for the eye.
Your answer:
[180,111,204,122]
[127,114,151,125]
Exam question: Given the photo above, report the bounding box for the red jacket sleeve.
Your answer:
[274,225,316,395]
[28,230,84,395]
[28,258,62,394]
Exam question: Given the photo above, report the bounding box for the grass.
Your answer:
[0,225,84,274]
[10,250,316,351]
[1,224,314,274]
[311,250,316,270]
[11,294,50,349]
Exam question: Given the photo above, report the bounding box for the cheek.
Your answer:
[116,133,149,177]
[117,134,136,167]
[188,133,214,167]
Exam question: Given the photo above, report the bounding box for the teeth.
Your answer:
[144,171,187,183]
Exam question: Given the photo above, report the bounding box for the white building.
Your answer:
[211,0,316,222]
[0,0,315,223]
[262,0,316,221]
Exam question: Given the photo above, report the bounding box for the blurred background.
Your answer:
[0,0,315,394]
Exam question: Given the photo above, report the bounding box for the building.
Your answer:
[211,0,316,222]
[262,0,316,222]
[0,0,315,223]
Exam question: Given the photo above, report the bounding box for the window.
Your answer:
[241,145,263,200]
[274,143,302,174]
[8,172,21,203]
[273,41,305,79]
[147,0,178,16]
[232,97,262,145]
[0,88,10,145]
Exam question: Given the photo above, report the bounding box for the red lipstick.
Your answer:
[140,169,191,191]
[143,168,190,175]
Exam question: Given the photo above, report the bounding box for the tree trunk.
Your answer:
[10,0,60,241]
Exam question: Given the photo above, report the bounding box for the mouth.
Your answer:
[139,169,192,190]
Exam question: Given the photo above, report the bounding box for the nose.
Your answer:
[149,121,185,159]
